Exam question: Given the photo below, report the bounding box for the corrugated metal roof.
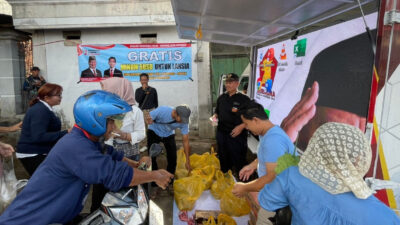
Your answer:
[171,0,377,46]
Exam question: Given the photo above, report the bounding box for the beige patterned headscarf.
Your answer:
[299,122,373,199]
[100,77,136,105]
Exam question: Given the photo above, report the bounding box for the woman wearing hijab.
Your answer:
[257,122,400,225]
[91,77,148,212]
[100,77,146,161]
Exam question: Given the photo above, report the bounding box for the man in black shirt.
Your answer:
[135,73,158,110]
[212,73,251,174]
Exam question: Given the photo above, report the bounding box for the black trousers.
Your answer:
[19,154,47,176]
[147,129,177,174]
[216,130,248,174]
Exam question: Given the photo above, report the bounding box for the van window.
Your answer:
[238,76,249,92]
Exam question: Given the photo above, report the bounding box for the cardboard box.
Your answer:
[194,210,220,225]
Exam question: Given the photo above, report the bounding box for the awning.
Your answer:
[171,0,377,46]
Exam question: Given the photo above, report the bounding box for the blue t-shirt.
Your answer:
[148,106,189,137]
[259,166,400,225]
[257,126,296,177]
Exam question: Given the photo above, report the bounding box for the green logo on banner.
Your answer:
[294,39,307,57]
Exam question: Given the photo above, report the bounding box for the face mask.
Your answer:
[109,114,125,130]
[114,119,123,130]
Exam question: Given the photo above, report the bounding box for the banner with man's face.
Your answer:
[77,43,192,82]
[254,12,378,150]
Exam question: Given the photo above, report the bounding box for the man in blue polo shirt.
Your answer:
[146,104,192,174]
[232,101,297,200]
[0,90,173,225]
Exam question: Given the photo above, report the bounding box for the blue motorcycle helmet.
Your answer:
[73,90,132,136]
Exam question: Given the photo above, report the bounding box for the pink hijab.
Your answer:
[100,77,136,105]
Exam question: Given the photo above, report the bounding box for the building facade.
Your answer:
[7,0,214,137]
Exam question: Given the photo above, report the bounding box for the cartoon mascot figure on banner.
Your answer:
[257,48,278,93]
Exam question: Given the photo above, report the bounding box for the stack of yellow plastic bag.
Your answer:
[174,148,220,211]
[174,148,250,216]
[175,148,220,180]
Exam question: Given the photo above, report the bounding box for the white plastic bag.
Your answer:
[365,177,400,191]
[0,156,28,212]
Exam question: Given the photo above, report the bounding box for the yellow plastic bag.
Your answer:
[190,150,220,171]
[210,170,234,199]
[189,153,204,169]
[174,176,206,211]
[203,216,217,225]
[220,190,251,217]
[190,165,216,189]
[175,149,189,179]
[205,148,221,170]
[217,213,237,225]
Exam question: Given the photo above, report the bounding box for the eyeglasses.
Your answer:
[51,94,62,97]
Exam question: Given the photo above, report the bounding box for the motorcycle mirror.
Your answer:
[149,143,163,158]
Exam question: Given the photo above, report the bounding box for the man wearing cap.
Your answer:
[23,66,46,101]
[146,105,192,174]
[212,73,251,174]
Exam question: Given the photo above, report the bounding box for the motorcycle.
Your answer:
[80,143,163,225]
